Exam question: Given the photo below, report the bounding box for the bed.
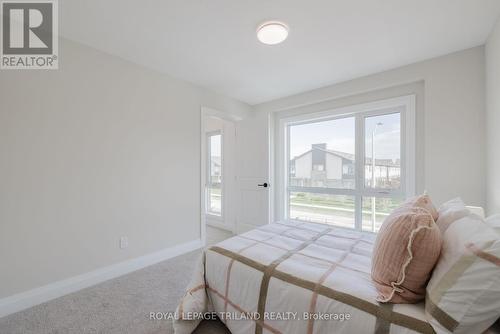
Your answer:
[174,220,435,334]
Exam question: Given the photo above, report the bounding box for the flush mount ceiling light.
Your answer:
[256,21,289,45]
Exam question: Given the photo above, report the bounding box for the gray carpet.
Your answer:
[0,226,233,334]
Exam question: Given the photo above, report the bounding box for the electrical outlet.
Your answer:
[120,236,128,249]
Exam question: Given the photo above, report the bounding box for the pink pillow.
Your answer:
[371,195,442,303]
[409,194,439,221]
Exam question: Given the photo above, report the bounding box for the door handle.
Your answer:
[258,182,269,188]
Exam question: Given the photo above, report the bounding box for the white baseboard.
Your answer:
[0,238,203,319]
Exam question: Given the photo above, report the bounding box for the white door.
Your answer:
[235,111,270,234]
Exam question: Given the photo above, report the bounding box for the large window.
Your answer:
[280,96,415,232]
[206,132,222,216]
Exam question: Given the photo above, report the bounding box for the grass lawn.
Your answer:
[290,192,402,219]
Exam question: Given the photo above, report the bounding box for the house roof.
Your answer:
[320,148,354,161]
[291,147,400,167]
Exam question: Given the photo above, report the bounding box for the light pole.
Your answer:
[371,122,383,231]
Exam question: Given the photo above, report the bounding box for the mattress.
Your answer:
[174,220,435,334]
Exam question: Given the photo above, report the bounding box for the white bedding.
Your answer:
[174,220,434,334]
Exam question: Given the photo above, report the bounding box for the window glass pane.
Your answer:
[362,197,403,232]
[208,186,221,215]
[210,134,221,182]
[289,192,355,228]
[208,134,222,215]
[364,113,401,189]
[289,117,355,189]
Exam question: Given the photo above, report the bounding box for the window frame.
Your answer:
[206,130,223,218]
[276,95,416,231]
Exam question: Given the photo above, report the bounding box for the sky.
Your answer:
[289,112,400,161]
[210,134,221,157]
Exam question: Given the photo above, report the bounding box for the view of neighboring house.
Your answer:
[290,143,401,189]
[210,156,222,184]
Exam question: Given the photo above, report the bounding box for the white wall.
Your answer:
[0,38,250,299]
[257,47,486,209]
[486,17,500,215]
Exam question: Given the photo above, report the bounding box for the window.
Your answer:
[279,96,415,232]
[206,132,222,216]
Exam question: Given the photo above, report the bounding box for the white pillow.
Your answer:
[435,198,470,233]
[486,214,500,230]
[466,206,485,219]
[425,213,500,334]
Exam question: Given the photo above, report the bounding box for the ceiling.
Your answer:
[60,1,500,105]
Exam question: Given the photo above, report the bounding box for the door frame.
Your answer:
[200,106,242,245]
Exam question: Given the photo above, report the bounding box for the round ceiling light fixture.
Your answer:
[256,21,289,45]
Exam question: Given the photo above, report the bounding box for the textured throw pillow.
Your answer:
[410,193,439,221]
[371,194,442,303]
[425,213,500,334]
[435,198,470,233]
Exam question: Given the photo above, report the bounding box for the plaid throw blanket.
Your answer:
[174,221,434,334]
